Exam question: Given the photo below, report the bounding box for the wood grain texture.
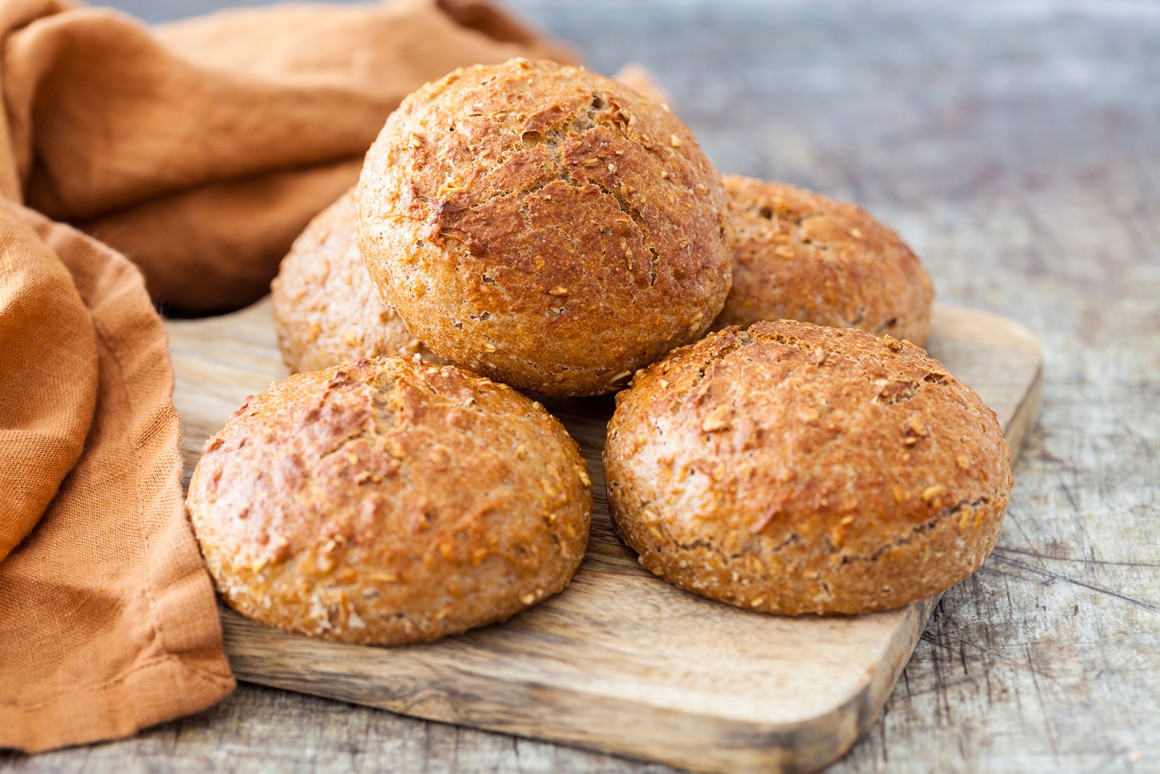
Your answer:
[151,299,1037,773]
[4,2,1157,773]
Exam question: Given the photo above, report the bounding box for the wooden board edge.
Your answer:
[222,598,937,774]
[1003,357,1044,468]
[784,595,939,773]
[222,606,917,774]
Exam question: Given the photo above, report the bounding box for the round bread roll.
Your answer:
[270,189,440,373]
[718,176,934,346]
[604,320,1012,615]
[187,357,592,644]
[357,58,732,397]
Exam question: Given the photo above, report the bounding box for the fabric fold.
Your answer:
[0,202,236,752]
[0,205,97,559]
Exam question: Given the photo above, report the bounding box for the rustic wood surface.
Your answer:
[154,299,1038,773]
[5,1,1158,772]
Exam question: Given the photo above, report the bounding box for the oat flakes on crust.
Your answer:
[718,177,934,346]
[604,320,1012,615]
[271,189,441,373]
[357,58,732,396]
[187,357,592,644]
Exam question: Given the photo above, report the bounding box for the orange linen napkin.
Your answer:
[0,0,571,753]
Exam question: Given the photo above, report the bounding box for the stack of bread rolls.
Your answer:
[187,59,1011,644]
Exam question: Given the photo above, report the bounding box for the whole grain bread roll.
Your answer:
[270,189,440,372]
[357,58,732,396]
[718,177,934,346]
[187,357,591,644]
[604,320,1012,615]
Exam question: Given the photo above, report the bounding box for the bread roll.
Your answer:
[270,189,440,373]
[187,357,592,644]
[718,177,934,346]
[357,58,732,396]
[604,320,1011,615]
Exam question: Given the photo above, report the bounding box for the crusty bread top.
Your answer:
[357,58,732,396]
[187,357,591,643]
[719,177,934,346]
[604,320,1012,613]
[270,189,440,373]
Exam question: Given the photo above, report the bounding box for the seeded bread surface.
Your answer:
[271,189,440,373]
[187,357,592,644]
[718,177,934,346]
[357,58,732,396]
[604,320,1012,615]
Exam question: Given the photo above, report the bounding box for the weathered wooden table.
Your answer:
[5,1,1157,771]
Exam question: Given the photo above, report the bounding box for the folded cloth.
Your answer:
[0,0,571,753]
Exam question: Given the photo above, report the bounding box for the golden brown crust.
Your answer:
[187,357,591,644]
[270,189,442,373]
[718,177,934,346]
[604,320,1012,615]
[357,58,732,396]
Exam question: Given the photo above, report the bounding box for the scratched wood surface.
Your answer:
[4,1,1158,773]
[159,299,1037,774]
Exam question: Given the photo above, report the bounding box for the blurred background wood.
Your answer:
[4,1,1157,772]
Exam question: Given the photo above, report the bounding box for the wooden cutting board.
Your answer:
[166,300,1042,773]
